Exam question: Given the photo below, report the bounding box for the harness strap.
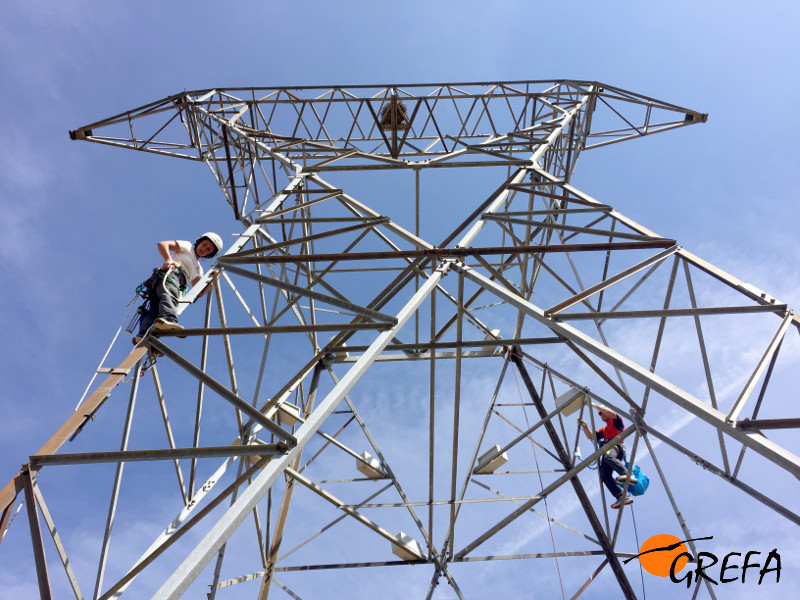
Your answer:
[136,267,188,299]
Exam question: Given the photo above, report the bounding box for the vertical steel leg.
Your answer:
[447,269,465,560]
[510,348,637,600]
[93,359,143,599]
[190,291,214,497]
[258,359,326,600]
[32,483,83,599]
[22,465,53,600]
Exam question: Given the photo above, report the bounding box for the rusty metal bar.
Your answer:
[555,304,789,321]
[218,240,676,266]
[154,323,393,338]
[30,445,287,466]
[0,347,149,519]
[737,418,800,431]
[30,483,83,599]
[22,466,52,600]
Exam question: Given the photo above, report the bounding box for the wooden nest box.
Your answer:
[380,99,409,131]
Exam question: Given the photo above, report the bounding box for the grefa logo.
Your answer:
[625,534,781,588]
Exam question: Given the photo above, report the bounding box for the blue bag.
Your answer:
[626,463,649,496]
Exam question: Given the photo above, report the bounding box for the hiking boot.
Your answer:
[611,496,633,510]
[616,474,638,485]
[154,318,184,333]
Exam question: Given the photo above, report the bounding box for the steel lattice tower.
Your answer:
[2,81,798,599]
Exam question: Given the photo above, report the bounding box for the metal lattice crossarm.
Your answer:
[68,81,706,220]
[69,81,706,161]
[4,80,798,600]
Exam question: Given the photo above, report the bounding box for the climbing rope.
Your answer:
[137,265,187,303]
[514,350,645,597]
[512,364,568,600]
[74,263,193,412]
[73,293,141,411]
[630,505,647,599]
[2,501,24,540]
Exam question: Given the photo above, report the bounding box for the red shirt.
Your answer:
[597,415,625,445]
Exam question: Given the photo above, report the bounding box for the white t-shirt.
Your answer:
[172,240,203,283]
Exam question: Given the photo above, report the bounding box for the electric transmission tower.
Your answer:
[2,81,798,599]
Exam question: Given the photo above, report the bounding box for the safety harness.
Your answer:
[136,266,188,299]
[131,266,188,333]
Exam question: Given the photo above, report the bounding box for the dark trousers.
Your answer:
[599,444,627,499]
[137,275,182,336]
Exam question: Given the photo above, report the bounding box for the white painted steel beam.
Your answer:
[726,312,794,422]
[150,99,593,593]
[458,263,800,476]
[152,261,453,599]
[17,79,800,600]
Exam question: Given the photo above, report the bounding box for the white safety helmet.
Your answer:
[195,232,223,258]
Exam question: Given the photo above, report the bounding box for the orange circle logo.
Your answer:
[638,534,689,577]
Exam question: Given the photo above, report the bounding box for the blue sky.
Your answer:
[1,1,799,598]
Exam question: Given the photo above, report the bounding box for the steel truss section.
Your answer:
[3,80,797,599]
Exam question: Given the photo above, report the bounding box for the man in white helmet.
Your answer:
[133,233,223,344]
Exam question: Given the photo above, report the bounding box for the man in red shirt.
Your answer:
[579,404,635,509]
